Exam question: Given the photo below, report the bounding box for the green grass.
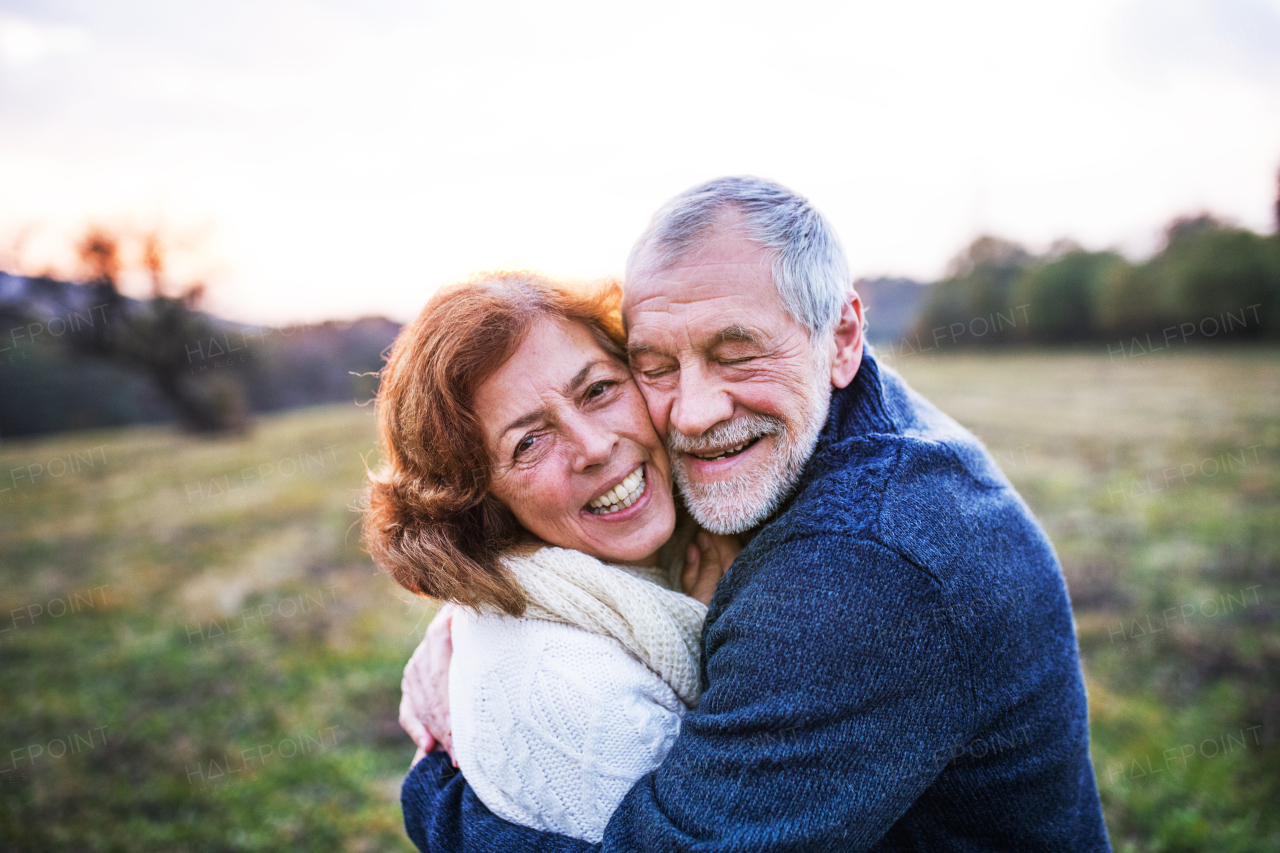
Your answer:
[2,347,1277,851]
[1,405,430,852]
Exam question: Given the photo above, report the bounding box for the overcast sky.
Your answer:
[1,0,1278,324]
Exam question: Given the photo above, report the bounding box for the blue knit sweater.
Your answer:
[402,352,1111,852]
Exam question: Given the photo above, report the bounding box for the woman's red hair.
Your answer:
[362,271,625,616]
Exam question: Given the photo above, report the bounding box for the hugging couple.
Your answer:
[362,177,1112,851]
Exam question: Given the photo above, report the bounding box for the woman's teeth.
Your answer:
[588,466,646,514]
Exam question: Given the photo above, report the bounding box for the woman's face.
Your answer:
[474,317,676,564]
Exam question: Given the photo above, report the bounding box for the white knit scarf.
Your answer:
[501,546,707,709]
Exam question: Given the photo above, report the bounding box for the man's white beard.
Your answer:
[668,366,832,535]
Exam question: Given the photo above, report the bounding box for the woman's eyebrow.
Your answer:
[499,359,607,440]
[562,360,607,396]
[500,409,546,441]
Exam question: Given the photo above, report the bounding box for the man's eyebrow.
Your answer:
[712,325,764,346]
[625,342,663,360]
[626,327,763,361]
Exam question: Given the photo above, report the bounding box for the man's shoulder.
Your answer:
[784,359,1013,536]
[735,354,1063,613]
[775,427,1014,547]
[744,429,1059,620]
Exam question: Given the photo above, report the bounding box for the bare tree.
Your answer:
[69,227,247,433]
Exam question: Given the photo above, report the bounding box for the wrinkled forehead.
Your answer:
[621,270,799,357]
[622,233,781,327]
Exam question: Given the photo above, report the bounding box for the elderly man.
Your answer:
[399,177,1111,851]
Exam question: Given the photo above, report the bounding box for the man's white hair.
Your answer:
[626,176,852,339]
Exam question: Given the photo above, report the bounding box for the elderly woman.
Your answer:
[363,271,736,844]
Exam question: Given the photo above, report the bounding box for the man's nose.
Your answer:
[670,363,734,438]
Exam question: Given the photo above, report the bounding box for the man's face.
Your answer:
[624,226,834,534]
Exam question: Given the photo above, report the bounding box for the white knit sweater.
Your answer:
[449,537,705,842]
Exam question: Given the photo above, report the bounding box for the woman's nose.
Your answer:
[570,417,617,472]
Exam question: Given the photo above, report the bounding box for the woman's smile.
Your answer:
[586,463,646,515]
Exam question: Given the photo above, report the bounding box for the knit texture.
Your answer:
[447,547,708,842]
[403,350,1112,852]
[450,612,686,842]
[500,546,707,709]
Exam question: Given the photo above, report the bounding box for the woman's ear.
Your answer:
[829,293,864,389]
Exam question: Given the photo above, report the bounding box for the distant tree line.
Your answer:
[907,215,1280,352]
[0,228,398,438]
[6,208,1277,438]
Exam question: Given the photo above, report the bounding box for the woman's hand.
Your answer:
[400,603,457,769]
[682,530,742,606]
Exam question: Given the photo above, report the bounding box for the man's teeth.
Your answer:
[694,442,749,461]
[588,467,646,514]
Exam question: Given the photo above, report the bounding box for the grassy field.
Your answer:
[1,347,1277,851]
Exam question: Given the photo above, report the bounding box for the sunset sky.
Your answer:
[1,0,1278,325]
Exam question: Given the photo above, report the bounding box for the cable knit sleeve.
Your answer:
[448,609,686,844]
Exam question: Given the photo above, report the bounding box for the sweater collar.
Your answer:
[819,346,898,446]
[745,347,898,535]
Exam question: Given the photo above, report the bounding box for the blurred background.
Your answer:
[1,0,1277,850]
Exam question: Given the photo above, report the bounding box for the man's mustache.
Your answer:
[666,415,787,455]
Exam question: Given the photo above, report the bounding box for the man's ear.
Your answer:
[829,293,864,389]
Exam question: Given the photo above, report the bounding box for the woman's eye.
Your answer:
[514,435,537,458]
[585,381,615,400]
